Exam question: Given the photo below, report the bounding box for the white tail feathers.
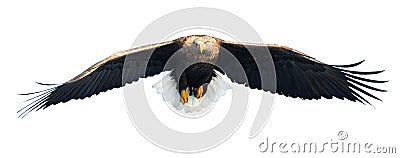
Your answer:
[152,71,231,113]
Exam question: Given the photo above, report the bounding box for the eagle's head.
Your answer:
[182,35,220,57]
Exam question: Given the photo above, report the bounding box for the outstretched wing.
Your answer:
[217,41,387,104]
[18,40,183,118]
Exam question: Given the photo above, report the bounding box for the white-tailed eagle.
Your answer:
[18,35,387,118]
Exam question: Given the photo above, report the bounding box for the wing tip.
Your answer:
[17,83,59,118]
[331,60,365,68]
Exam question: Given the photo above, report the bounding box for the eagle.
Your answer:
[18,35,387,118]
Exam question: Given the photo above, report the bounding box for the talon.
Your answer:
[180,90,188,104]
[194,86,203,99]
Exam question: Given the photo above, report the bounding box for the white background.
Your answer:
[1,0,399,157]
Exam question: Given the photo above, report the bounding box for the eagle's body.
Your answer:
[169,35,221,102]
[177,63,215,94]
[18,35,387,118]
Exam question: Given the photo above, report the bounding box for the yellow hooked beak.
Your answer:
[199,43,205,54]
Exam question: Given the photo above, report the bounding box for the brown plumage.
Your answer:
[18,35,387,118]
